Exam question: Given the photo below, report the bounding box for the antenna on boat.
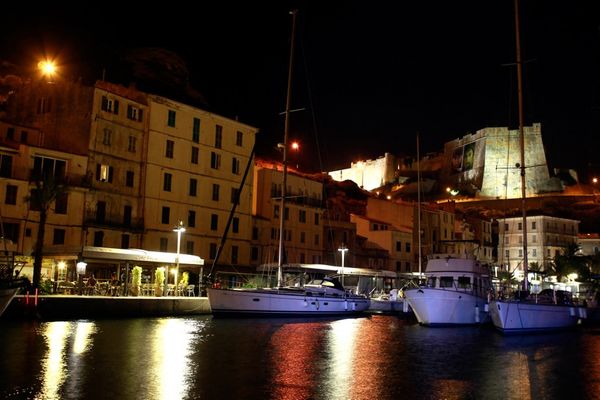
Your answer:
[277,9,298,287]
[514,0,529,292]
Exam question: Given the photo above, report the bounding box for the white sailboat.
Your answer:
[404,255,492,325]
[489,0,586,334]
[207,10,369,317]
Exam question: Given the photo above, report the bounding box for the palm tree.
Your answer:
[26,177,67,289]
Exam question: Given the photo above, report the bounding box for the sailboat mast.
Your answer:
[514,0,529,291]
[417,133,422,277]
[277,9,298,287]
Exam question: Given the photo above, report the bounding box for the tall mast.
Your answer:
[277,9,298,287]
[417,133,422,277]
[514,0,529,291]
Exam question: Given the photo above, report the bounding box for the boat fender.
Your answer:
[569,307,576,317]
[352,302,356,311]
[344,300,348,311]
[475,306,480,323]
[579,307,587,319]
[304,299,308,307]
[484,303,489,313]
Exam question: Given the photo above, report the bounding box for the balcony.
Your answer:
[84,210,144,232]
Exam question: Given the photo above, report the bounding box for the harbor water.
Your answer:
[1,315,599,399]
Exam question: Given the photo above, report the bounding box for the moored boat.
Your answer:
[207,276,369,317]
[403,255,492,326]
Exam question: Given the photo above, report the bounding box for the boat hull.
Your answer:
[490,300,584,334]
[368,298,407,314]
[404,288,489,326]
[207,288,370,317]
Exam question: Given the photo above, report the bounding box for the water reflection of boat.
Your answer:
[403,255,492,325]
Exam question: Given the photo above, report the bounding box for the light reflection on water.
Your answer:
[0,316,598,399]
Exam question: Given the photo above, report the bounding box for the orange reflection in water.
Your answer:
[342,316,395,400]
[580,334,600,396]
[269,321,325,400]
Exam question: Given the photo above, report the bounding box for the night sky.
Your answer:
[2,1,599,176]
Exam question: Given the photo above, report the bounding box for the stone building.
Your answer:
[328,152,396,191]
[497,215,580,280]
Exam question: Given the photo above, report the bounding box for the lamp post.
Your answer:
[173,221,186,296]
[338,245,348,287]
[76,261,87,295]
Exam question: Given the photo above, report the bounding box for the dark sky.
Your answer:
[2,1,600,176]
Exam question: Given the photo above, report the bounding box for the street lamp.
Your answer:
[338,245,348,287]
[38,59,57,83]
[173,221,186,296]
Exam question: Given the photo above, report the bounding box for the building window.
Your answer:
[212,184,220,201]
[231,188,239,204]
[6,127,15,140]
[210,152,221,169]
[160,238,168,252]
[518,222,522,230]
[236,131,243,146]
[55,193,68,214]
[121,234,130,249]
[232,217,239,233]
[252,227,258,240]
[504,223,509,231]
[405,243,411,252]
[518,249,523,257]
[532,234,537,243]
[93,231,104,247]
[193,117,200,142]
[215,125,222,148]
[127,105,143,121]
[126,171,134,188]
[163,173,172,192]
[251,246,258,261]
[518,235,522,244]
[166,140,174,158]
[274,205,280,219]
[396,241,401,251]
[0,154,12,178]
[161,207,170,224]
[209,243,217,259]
[20,131,28,143]
[101,96,118,114]
[33,156,66,181]
[299,210,306,223]
[168,110,176,127]
[189,178,197,196]
[124,205,132,226]
[231,246,238,264]
[191,146,199,164]
[5,185,17,205]
[102,128,112,146]
[232,157,240,175]
[532,248,537,257]
[314,213,320,226]
[186,240,194,255]
[96,163,113,183]
[128,136,137,152]
[531,221,536,230]
[284,207,289,221]
[300,232,305,243]
[95,201,106,223]
[52,229,65,245]
[314,234,319,246]
[188,210,196,228]
[211,214,218,231]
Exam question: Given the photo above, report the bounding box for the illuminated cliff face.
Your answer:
[443,123,556,199]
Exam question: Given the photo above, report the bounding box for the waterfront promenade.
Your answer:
[3,294,211,320]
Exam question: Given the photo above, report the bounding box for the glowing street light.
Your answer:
[38,59,57,82]
[173,221,186,296]
[291,141,300,151]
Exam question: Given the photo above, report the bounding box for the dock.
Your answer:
[3,294,212,320]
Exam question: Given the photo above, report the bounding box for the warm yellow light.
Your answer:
[568,273,578,281]
[291,141,300,151]
[446,187,451,192]
[57,261,66,270]
[593,178,598,184]
[386,195,391,200]
[38,60,57,76]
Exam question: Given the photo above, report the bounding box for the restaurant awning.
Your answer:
[82,246,204,266]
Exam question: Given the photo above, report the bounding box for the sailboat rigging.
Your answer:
[206,10,369,317]
[489,0,587,333]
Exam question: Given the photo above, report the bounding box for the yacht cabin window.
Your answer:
[440,277,454,288]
